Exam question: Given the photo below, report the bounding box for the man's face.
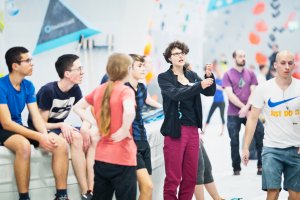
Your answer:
[131,60,146,80]
[16,53,33,76]
[274,52,295,79]
[234,51,246,67]
[67,59,84,84]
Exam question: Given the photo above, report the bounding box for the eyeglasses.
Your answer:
[69,66,84,72]
[171,52,186,57]
[18,58,33,64]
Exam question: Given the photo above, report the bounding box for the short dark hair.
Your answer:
[55,54,79,79]
[259,64,266,70]
[5,47,29,73]
[163,41,189,64]
[232,50,236,58]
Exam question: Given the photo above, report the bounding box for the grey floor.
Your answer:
[151,120,290,200]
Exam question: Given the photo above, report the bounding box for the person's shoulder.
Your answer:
[158,68,171,77]
[224,68,234,75]
[42,81,56,88]
[186,69,197,76]
[245,68,256,76]
[22,78,35,88]
[71,83,82,92]
[138,82,147,89]
[0,75,8,91]
[39,81,56,92]
[0,74,7,84]
[259,78,274,89]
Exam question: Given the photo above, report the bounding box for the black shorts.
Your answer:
[0,127,39,148]
[135,140,152,175]
[93,161,137,200]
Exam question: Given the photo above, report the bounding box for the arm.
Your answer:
[27,102,59,150]
[39,109,78,144]
[73,98,96,150]
[242,106,262,166]
[158,73,211,101]
[200,63,216,96]
[224,87,245,109]
[145,93,162,108]
[200,74,216,96]
[0,104,43,141]
[239,85,256,118]
[216,85,223,90]
[110,99,136,142]
[73,98,97,126]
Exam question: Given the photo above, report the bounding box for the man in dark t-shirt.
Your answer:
[28,54,98,200]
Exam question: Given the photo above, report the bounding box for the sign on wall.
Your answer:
[34,0,100,55]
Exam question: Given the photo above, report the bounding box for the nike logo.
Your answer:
[268,96,299,108]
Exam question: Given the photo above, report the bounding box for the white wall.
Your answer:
[203,0,300,69]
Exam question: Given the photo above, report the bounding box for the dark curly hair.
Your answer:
[163,41,189,64]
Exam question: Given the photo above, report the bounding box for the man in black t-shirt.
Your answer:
[28,54,98,200]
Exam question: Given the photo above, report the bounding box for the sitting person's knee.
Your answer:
[71,131,83,147]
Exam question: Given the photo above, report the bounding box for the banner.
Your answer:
[34,0,100,55]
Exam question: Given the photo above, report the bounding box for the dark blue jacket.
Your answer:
[158,67,216,138]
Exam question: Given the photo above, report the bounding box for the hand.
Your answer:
[39,134,58,151]
[201,78,214,89]
[239,106,249,118]
[80,127,91,152]
[242,148,250,166]
[60,122,79,144]
[110,127,131,142]
[205,63,213,77]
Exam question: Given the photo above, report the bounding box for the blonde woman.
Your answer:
[73,53,137,200]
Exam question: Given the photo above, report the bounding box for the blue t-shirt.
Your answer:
[125,82,147,141]
[0,75,36,126]
[213,78,224,103]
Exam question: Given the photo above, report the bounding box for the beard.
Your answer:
[236,60,245,67]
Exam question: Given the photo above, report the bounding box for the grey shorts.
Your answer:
[262,146,300,192]
[197,141,214,184]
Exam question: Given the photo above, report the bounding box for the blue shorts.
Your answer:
[262,146,300,192]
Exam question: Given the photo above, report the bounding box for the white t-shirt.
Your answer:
[251,78,300,148]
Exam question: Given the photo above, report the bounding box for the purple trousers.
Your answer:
[163,125,200,200]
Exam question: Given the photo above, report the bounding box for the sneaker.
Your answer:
[233,170,240,175]
[257,167,262,175]
[81,190,93,200]
[54,195,69,200]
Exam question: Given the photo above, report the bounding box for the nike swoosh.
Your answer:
[268,96,299,108]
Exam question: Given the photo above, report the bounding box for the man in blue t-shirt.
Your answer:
[27,54,98,200]
[0,47,69,200]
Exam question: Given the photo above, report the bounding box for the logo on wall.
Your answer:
[34,0,100,55]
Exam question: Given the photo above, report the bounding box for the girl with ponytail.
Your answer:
[73,53,137,200]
